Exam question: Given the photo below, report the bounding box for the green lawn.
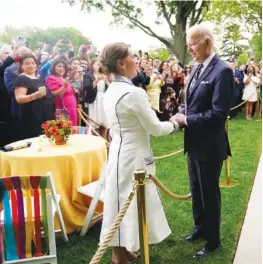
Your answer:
[56,114,262,264]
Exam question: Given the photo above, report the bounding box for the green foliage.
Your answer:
[219,23,248,59]
[204,0,261,57]
[237,51,249,66]
[0,26,91,53]
[148,48,170,61]
[204,0,262,32]
[64,0,210,63]
[249,33,262,62]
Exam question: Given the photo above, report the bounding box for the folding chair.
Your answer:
[77,162,107,236]
[46,172,68,242]
[73,125,92,135]
[0,176,58,263]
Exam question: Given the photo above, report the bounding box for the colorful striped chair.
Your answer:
[73,126,92,135]
[0,173,67,264]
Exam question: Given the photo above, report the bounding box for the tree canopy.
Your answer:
[64,0,210,63]
[0,26,91,53]
[64,0,262,64]
[249,33,262,62]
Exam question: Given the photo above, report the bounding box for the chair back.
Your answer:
[0,175,57,263]
[73,126,91,135]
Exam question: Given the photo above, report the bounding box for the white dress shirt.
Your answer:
[184,52,216,126]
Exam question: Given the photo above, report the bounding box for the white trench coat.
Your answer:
[100,76,177,252]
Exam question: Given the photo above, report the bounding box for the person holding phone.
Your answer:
[46,58,77,125]
[13,53,55,139]
[242,65,260,120]
[146,66,165,112]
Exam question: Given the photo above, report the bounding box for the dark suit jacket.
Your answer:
[132,70,150,90]
[233,69,243,97]
[0,56,14,122]
[4,63,19,118]
[83,70,97,104]
[180,55,234,161]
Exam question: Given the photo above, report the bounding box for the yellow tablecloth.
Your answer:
[0,134,107,233]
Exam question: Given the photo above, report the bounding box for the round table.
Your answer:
[0,134,107,233]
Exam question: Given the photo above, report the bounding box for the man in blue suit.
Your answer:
[172,24,234,258]
[229,62,243,118]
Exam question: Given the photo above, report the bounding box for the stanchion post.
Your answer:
[78,104,82,126]
[256,88,260,119]
[220,119,239,188]
[134,169,149,264]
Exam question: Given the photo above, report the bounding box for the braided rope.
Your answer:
[77,110,110,146]
[89,187,136,264]
[149,174,192,200]
[229,92,256,111]
[154,149,184,160]
[80,109,102,128]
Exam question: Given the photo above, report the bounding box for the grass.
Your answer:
[56,114,262,264]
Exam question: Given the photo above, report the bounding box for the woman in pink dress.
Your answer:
[46,58,77,125]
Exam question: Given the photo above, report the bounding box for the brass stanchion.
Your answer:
[134,169,149,264]
[256,88,260,119]
[78,104,82,126]
[220,119,239,188]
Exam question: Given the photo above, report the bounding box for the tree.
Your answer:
[26,27,92,53]
[203,0,262,32]
[203,0,261,57]
[219,23,248,59]
[64,0,210,63]
[0,25,31,45]
[148,48,170,61]
[249,33,262,62]
[0,26,92,54]
[237,50,249,66]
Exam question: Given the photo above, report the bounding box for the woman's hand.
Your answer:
[32,91,44,100]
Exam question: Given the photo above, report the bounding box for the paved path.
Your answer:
[233,155,262,264]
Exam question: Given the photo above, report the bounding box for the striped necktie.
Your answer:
[188,63,204,94]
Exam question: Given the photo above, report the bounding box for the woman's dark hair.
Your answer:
[165,87,175,99]
[18,53,38,75]
[99,42,129,74]
[245,65,256,76]
[159,61,167,74]
[183,64,192,75]
[50,58,69,77]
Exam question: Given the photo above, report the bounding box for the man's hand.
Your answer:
[170,113,187,127]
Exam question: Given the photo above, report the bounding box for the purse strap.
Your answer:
[59,96,66,108]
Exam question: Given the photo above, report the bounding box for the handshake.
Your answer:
[170,113,187,127]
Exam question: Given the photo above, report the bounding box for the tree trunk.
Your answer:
[167,12,188,64]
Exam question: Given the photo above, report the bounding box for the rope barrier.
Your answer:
[148,174,192,200]
[229,92,256,111]
[154,149,184,160]
[77,110,110,146]
[153,93,257,161]
[89,185,136,264]
[79,109,102,128]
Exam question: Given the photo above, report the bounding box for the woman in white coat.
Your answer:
[99,43,179,264]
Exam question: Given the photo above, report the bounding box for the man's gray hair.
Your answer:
[186,23,215,47]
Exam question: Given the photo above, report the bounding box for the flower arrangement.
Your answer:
[41,119,74,145]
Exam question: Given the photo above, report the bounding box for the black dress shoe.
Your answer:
[184,232,201,242]
[193,246,220,258]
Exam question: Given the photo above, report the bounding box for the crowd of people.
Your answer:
[0,38,261,148]
[0,40,110,146]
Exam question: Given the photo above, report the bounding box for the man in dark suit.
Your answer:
[0,49,14,147]
[172,24,234,258]
[229,62,243,118]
